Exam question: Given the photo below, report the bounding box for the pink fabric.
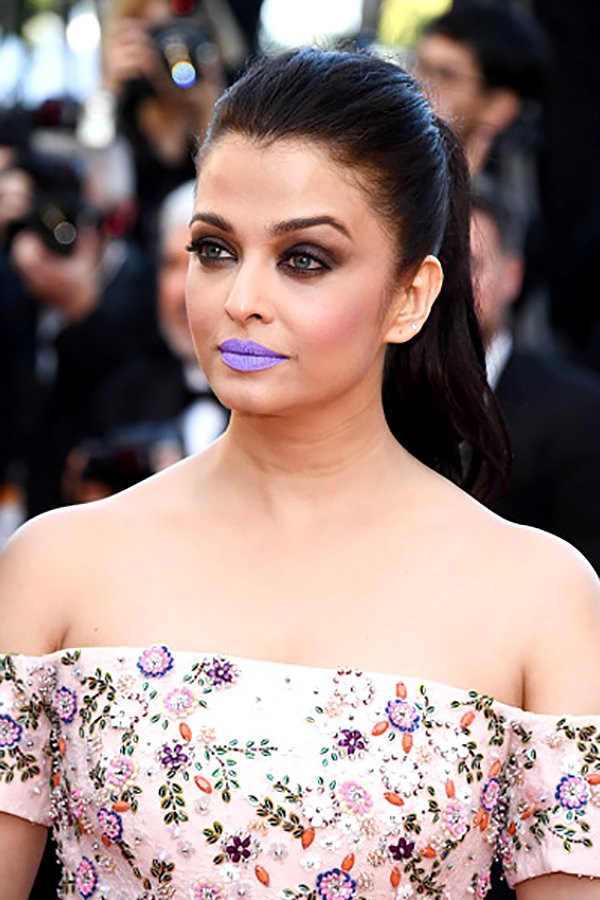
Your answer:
[0,647,599,898]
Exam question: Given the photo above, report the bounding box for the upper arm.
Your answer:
[0,509,79,655]
[0,813,47,900]
[517,873,600,899]
[504,532,600,894]
[517,532,600,716]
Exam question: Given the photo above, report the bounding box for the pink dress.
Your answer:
[0,646,599,899]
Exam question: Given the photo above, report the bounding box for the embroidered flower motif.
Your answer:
[481,778,501,812]
[97,807,123,843]
[109,692,148,729]
[338,781,373,816]
[388,836,415,861]
[197,726,217,745]
[555,774,589,810]
[105,755,137,788]
[69,786,85,820]
[75,856,98,898]
[164,686,197,718]
[301,791,337,827]
[300,851,322,872]
[269,842,288,861]
[0,714,22,748]
[191,882,227,900]
[54,686,78,723]
[224,832,254,863]
[436,729,469,763]
[316,868,357,899]
[443,800,469,841]
[336,728,368,757]
[137,645,174,678]
[396,886,414,899]
[385,699,420,733]
[332,670,375,707]
[476,871,491,897]
[160,741,190,770]
[202,657,239,688]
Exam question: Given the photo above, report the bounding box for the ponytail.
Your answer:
[382,119,510,502]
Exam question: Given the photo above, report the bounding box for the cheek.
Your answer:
[292,286,385,359]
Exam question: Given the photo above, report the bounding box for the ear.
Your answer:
[384,255,444,344]
[483,88,521,133]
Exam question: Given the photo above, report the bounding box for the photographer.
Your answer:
[0,141,156,518]
[79,0,225,250]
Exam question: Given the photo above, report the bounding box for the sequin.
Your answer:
[0,647,598,897]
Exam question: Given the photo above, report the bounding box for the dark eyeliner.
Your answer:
[280,244,334,273]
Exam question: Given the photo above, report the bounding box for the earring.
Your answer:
[410,322,419,331]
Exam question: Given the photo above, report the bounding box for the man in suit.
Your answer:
[471,177,600,576]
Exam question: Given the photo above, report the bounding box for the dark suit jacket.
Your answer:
[494,349,600,572]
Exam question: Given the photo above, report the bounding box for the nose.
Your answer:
[224,257,274,325]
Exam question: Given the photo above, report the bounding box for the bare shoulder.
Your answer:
[0,503,103,655]
[467,503,600,715]
[0,457,208,656]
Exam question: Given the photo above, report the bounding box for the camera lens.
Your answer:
[152,19,211,89]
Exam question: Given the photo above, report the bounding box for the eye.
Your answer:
[186,238,235,265]
[280,247,331,276]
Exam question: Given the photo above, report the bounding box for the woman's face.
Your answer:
[186,135,404,419]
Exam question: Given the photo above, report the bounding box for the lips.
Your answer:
[219,338,287,372]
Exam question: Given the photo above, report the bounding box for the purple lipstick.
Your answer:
[219,338,287,372]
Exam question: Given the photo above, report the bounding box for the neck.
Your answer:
[207,396,415,524]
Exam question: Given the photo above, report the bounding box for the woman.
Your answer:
[1,48,599,899]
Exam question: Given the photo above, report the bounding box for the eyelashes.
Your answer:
[186,237,334,277]
[185,238,233,264]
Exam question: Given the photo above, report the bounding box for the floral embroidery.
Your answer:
[0,648,598,897]
[224,831,255,863]
[202,656,239,688]
[54,686,78,723]
[338,781,373,816]
[105,755,137,788]
[385,699,421,733]
[443,799,469,841]
[160,740,191,770]
[75,856,98,898]
[163,685,197,718]
[137,644,174,678]
[481,777,501,812]
[555,774,589,811]
[388,837,414,861]
[0,714,22,748]
[316,867,356,899]
[336,728,368,757]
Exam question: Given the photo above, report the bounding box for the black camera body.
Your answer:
[5,152,86,256]
[150,17,212,89]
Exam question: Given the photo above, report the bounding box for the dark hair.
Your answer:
[471,174,525,254]
[423,6,550,101]
[197,46,509,501]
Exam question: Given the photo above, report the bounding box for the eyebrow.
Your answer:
[189,212,352,240]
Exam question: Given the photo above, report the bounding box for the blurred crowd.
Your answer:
[1,0,599,577]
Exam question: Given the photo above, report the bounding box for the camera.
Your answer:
[150,17,214,89]
[4,151,87,256]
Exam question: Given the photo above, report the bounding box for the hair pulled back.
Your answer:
[198,46,509,501]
